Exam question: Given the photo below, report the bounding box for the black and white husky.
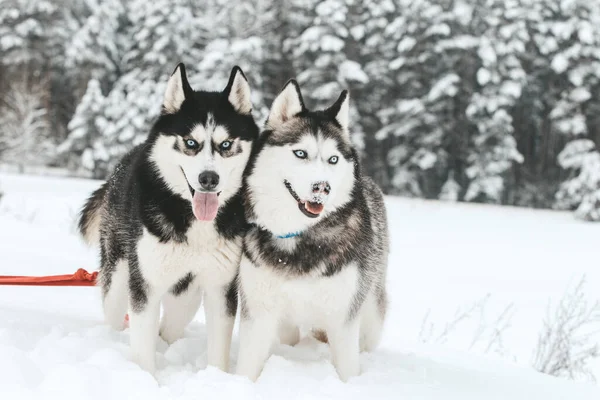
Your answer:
[236,81,389,381]
[78,64,259,373]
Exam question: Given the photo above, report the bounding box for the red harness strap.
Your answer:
[0,268,98,286]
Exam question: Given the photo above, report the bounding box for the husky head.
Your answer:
[244,80,357,236]
[149,63,259,222]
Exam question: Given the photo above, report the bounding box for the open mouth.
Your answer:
[181,168,221,221]
[283,180,324,218]
[185,181,221,198]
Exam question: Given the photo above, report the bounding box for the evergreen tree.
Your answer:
[0,0,68,68]
[374,0,477,198]
[555,139,600,221]
[0,0,78,148]
[65,0,130,92]
[464,1,526,204]
[291,0,369,151]
[0,78,52,170]
[56,79,107,176]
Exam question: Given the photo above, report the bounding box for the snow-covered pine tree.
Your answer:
[374,0,478,198]
[65,0,130,94]
[290,0,369,150]
[56,79,107,177]
[342,0,398,188]
[543,0,600,219]
[0,0,77,152]
[0,77,52,171]
[59,0,131,174]
[253,0,298,108]
[464,0,526,204]
[195,0,270,123]
[555,139,600,221]
[0,0,67,69]
[292,0,353,108]
[507,0,600,210]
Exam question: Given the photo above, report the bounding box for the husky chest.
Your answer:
[239,240,359,325]
[137,222,242,291]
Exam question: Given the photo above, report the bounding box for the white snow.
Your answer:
[339,60,369,84]
[477,68,492,85]
[0,173,599,399]
[551,53,569,74]
[397,37,417,53]
[570,87,592,103]
[428,74,460,101]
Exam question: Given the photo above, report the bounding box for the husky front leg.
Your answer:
[328,318,361,382]
[236,314,278,381]
[203,282,237,371]
[160,285,203,344]
[128,262,161,374]
[100,258,129,330]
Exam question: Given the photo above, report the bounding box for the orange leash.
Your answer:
[0,268,98,286]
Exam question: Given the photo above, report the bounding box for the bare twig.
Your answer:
[419,294,515,357]
[531,276,600,382]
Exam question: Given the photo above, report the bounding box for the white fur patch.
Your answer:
[136,226,241,291]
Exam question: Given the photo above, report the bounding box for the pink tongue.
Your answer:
[192,192,219,221]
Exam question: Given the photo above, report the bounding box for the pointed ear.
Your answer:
[223,66,252,114]
[163,63,193,114]
[326,90,350,135]
[266,79,305,130]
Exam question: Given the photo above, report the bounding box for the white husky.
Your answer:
[236,80,389,381]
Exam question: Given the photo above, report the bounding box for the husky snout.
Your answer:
[312,181,331,195]
[199,170,220,191]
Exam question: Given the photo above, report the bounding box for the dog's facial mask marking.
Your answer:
[246,83,355,236]
[156,64,255,222]
[266,83,352,219]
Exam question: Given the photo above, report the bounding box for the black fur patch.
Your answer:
[243,191,369,278]
[216,192,250,240]
[171,272,195,296]
[129,253,148,313]
[347,272,368,321]
[224,275,238,317]
[238,286,249,319]
[151,91,258,144]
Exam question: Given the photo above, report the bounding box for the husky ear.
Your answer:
[163,63,193,114]
[266,79,305,130]
[326,90,350,135]
[224,66,252,114]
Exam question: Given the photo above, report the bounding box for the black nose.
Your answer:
[312,181,331,195]
[198,171,220,191]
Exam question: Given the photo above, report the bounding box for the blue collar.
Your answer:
[275,231,302,239]
[249,223,302,239]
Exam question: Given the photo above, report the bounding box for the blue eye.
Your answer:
[293,150,307,159]
[185,139,198,149]
[328,155,339,165]
[220,140,233,150]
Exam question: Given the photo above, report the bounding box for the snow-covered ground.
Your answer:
[0,172,598,399]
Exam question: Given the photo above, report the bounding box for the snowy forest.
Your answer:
[1,0,600,220]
